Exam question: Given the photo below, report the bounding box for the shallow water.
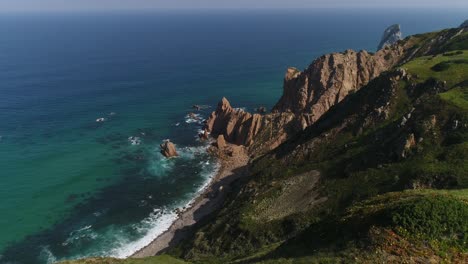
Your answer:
[0,9,466,263]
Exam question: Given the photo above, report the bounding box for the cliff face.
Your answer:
[206,45,408,151]
[205,97,295,152]
[205,26,467,152]
[272,47,406,128]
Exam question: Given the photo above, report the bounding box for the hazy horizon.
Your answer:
[1,0,468,13]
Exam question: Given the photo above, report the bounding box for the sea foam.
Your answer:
[108,145,220,258]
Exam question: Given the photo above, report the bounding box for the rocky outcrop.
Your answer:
[377,24,402,50]
[160,140,178,158]
[204,26,462,152]
[204,97,297,153]
[216,135,227,149]
[272,47,406,128]
[205,32,409,150]
[460,20,468,28]
[396,133,416,159]
[205,98,265,146]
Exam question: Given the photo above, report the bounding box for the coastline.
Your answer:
[131,144,250,258]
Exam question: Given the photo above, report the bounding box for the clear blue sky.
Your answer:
[1,0,468,12]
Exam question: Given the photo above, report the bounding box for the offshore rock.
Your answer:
[160,140,178,158]
[377,24,402,50]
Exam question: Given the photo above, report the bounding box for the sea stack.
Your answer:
[160,140,178,158]
[377,24,402,50]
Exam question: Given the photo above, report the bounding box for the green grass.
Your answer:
[257,190,468,263]
[440,86,468,110]
[403,50,468,87]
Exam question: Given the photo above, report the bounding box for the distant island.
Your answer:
[64,21,468,264]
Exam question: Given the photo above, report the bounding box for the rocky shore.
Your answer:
[131,143,249,258]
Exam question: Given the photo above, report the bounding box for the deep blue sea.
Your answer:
[0,9,466,264]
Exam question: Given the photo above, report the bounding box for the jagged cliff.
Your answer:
[272,47,406,128]
[205,26,467,153]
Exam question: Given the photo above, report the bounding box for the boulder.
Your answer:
[377,24,402,50]
[160,140,178,158]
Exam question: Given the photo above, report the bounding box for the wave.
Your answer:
[39,246,57,264]
[184,113,205,125]
[109,151,220,258]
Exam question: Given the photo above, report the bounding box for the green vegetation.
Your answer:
[60,255,187,264]
[404,50,468,87]
[172,47,468,262]
[253,190,468,263]
[440,86,468,110]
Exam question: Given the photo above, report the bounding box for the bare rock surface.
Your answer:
[160,140,178,158]
[377,24,403,50]
[272,47,405,126]
[216,135,226,149]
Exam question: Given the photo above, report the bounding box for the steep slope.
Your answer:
[173,37,468,263]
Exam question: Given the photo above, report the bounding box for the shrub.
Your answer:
[385,195,468,247]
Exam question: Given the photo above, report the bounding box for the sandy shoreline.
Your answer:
[131,145,249,258]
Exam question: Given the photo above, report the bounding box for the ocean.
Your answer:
[0,8,466,264]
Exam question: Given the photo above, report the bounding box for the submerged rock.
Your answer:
[199,129,209,141]
[188,112,200,120]
[377,24,402,50]
[160,140,178,158]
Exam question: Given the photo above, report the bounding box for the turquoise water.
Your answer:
[0,9,466,264]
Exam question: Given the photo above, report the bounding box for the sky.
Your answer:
[1,0,468,12]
